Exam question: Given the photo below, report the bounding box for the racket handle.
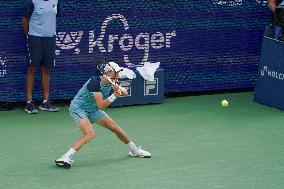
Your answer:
[104,75,122,89]
[104,75,122,94]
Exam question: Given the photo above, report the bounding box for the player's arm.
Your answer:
[22,0,34,35]
[268,0,277,12]
[113,74,128,96]
[21,17,29,35]
[87,76,120,110]
[93,84,124,109]
[93,92,119,110]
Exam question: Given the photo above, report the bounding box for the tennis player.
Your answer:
[55,62,151,168]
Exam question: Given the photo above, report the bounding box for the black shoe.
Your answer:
[25,102,39,114]
[39,101,58,112]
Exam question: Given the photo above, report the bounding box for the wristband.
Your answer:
[107,93,117,103]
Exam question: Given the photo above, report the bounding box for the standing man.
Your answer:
[21,0,60,114]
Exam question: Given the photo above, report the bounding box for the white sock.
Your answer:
[43,100,48,103]
[128,141,136,151]
[65,148,76,158]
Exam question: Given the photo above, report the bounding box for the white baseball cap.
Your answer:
[104,61,122,72]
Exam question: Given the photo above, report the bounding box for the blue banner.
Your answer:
[254,37,284,110]
[0,0,270,101]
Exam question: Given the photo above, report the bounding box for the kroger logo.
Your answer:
[144,79,158,96]
[56,14,176,67]
[0,53,7,77]
[89,14,176,67]
[260,66,284,80]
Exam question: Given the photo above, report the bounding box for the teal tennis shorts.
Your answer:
[69,107,107,125]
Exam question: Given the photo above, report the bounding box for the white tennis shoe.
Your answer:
[129,142,151,158]
[55,155,73,168]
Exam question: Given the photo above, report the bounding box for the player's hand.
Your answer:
[113,83,120,91]
[114,74,119,85]
[113,84,121,97]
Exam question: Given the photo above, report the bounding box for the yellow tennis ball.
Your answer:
[221,100,228,107]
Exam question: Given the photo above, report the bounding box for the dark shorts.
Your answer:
[27,35,56,68]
